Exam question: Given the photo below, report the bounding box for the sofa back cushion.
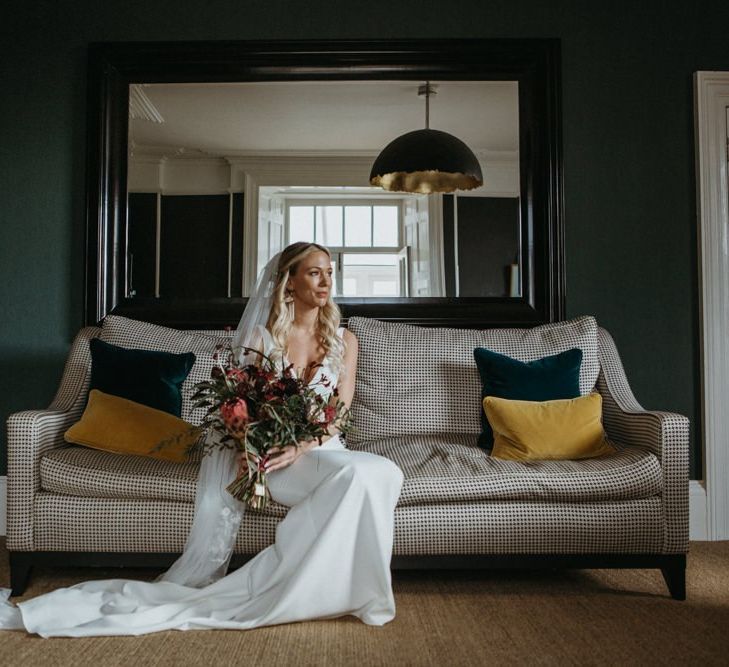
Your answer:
[346,316,600,443]
[100,316,232,425]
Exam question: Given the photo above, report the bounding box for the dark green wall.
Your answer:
[2,1,728,478]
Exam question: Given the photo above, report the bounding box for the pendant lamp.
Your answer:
[370,82,483,194]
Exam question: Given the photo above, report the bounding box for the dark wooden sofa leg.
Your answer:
[661,556,686,600]
[9,553,33,597]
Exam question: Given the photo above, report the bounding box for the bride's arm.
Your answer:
[333,328,358,410]
[235,327,266,468]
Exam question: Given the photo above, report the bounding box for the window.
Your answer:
[341,253,400,297]
[285,201,404,297]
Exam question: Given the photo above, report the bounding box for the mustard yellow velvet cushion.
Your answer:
[483,393,616,461]
[65,389,199,463]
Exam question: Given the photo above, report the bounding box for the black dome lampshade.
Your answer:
[370,83,484,194]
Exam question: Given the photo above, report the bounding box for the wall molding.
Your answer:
[128,150,520,198]
[690,480,708,540]
[694,71,729,540]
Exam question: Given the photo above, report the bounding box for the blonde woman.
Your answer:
[260,242,356,469]
[0,242,405,637]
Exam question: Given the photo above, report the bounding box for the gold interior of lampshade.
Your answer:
[371,170,483,194]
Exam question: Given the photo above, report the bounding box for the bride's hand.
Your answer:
[265,441,315,472]
[265,444,299,472]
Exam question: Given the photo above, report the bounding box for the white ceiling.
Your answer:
[129,81,519,155]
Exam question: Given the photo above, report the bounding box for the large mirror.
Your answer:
[86,40,563,328]
[127,81,521,300]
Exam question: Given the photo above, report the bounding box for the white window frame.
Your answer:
[284,198,405,296]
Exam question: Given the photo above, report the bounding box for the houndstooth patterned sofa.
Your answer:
[6,315,688,598]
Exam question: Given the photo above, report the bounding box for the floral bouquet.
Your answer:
[188,342,351,511]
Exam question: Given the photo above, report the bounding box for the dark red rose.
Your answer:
[282,378,299,396]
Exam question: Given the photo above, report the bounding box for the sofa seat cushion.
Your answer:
[40,436,661,512]
[348,434,662,505]
[40,446,289,517]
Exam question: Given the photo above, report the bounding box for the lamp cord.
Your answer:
[425,80,430,129]
[418,81,435,129]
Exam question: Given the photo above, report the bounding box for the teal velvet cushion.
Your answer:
[89,338,196,417]
[473,347,583,449]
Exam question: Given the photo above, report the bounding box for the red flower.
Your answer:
[323,405,337,423]
[221,398,249,431]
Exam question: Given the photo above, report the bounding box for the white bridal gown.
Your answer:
[0,328,404,637]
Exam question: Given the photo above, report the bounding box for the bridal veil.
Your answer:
[158,253,281,587]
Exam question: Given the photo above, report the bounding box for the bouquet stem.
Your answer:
[226,452,271,510]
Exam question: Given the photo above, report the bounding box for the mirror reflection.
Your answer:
[127,81,520,299]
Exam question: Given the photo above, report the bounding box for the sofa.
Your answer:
[6,315,688,599]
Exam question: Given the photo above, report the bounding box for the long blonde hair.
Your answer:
[266,242,344,376]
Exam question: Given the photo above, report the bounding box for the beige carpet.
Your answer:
[1,542,728,666]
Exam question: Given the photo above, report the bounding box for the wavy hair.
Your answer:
[266,242,345,377]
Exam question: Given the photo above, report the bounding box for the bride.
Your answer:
[0,242,405,637]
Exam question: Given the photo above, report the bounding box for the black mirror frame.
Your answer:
[85,38,563,329]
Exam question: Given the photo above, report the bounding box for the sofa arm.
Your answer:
[596,328,689,554]
[6,326,100,551]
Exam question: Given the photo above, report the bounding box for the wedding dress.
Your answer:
[0,324,404,637]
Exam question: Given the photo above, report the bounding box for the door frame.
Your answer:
[694,71,729,540]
